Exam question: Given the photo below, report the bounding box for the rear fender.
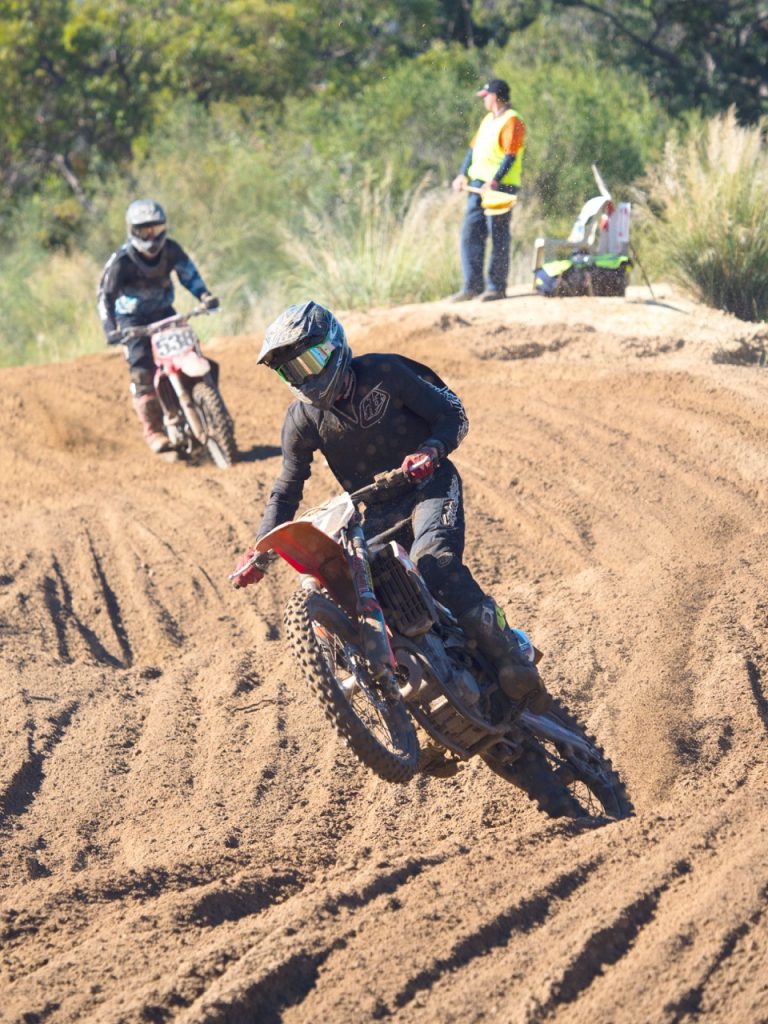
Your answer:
[256,521,357,616]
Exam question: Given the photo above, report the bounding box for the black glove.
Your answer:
[201,292,220,310]
[106,328,124,346]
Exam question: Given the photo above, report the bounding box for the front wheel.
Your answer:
[284,588,419,783]
[191,380,237,468]
[484,696,633,820]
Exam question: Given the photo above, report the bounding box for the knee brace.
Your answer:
[129,367,155,398]
[412,542,460,594]
[411,539,484,617]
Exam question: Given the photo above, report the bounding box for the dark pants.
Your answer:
[362,462,485,618]
[119,309,218,395]
[460,183,513,295]
[118,307,176,375]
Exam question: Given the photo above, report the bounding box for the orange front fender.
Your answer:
[256,521,357,616]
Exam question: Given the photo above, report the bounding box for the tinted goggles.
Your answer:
[276,338,336,386]
[131,223,166,241]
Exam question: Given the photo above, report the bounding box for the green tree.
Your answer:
[463,0,768,123]
[0,0,161,206]
[0,0,448,209]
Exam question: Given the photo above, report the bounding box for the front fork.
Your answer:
[344,517,397,683]
[156,371,206,444]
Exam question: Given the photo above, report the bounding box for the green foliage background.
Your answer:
[0,0,766,364]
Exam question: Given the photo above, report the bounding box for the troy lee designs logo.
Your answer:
[359,383,390,427]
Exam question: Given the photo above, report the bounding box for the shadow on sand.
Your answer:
[236,444,282,464]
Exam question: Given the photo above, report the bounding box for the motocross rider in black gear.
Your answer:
[97,199,219,453]
[232,300,549,713]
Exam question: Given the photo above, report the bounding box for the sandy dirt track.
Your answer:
[2,285,768,1023]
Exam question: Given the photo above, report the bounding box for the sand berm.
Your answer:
[2,285,767,1023]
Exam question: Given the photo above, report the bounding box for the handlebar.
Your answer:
[120,305,216,342]
[228,550,274,582]
[230,469,418,585]
[349,468,411,504]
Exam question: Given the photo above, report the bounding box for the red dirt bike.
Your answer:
[122,306,236,467]
[236,469,632,820]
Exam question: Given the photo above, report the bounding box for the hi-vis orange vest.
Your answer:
[468,108,524,187]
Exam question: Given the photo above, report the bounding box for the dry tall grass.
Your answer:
[278,174,462,309]
[0,250,105,367]
[638,110,768,321]
[279,172,541,309]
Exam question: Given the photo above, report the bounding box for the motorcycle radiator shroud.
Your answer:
[369,541,437,638]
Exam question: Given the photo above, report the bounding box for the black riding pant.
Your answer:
[118,309,219,395]
[362,461,485,618]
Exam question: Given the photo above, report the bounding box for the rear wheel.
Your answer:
[484,696,633,820]
[191,381,237,468]
[284,588,419,783]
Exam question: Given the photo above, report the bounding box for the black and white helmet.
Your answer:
[258,301,351,410]
[126,199,167,257]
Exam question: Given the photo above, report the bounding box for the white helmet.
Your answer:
[126,199,167,257]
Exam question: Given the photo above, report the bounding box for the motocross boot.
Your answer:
[132,394,171,454]
[459,597,550,713]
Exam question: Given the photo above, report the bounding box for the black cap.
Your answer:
[476,79,510,102]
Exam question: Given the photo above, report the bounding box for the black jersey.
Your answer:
[257,353,468,539]
[97,239,208,337]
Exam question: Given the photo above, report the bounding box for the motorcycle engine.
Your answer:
[448,665,481,707]
[394,644,441,703]
[394,639,481,710]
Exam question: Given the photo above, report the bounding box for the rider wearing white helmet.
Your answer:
[97,199,219,453]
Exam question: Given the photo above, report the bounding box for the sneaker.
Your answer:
[449,289,481,302]
[480,290,506,302]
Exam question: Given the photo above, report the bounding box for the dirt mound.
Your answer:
[2,285,768,1023]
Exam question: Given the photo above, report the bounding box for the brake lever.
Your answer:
[228,552,263,582]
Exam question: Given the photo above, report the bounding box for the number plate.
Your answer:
[153,327,196,358]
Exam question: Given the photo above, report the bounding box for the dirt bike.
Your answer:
[239,469,632,821]
[122,306,236,468]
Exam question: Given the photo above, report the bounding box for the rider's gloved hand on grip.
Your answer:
[231,547,264,589]
[401,446,439,482]
[106,328,124,345]
[201,292,220,310]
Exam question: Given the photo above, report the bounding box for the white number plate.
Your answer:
[153,327,196,358]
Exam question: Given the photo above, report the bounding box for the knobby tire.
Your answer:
[485,695,633,820]
[191,380,237,468]
[284,587,419,783]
